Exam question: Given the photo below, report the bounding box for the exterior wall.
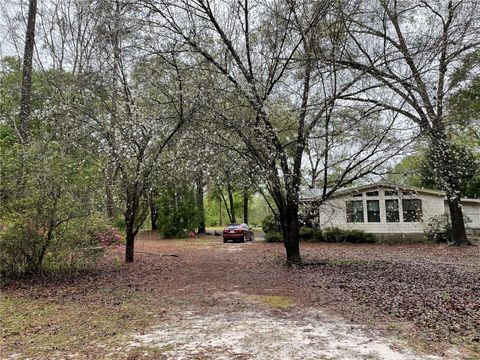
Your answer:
[319,188,446,234]
[445,200,480,230]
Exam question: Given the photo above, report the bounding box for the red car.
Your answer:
[223,223,254,243]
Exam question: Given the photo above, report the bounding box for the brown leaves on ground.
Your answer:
[295,245,480,342]
[1,233,479,359]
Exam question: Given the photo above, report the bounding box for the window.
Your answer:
[346,200,364,222]
[367,200,380,222]
[353,193,363,197]
[402,199,422,222]
[385,190,398,196]
[385,199,399,222]
[366,191,379,197]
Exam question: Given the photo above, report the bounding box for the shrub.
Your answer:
[299,226,323,242]
[41,217,105,275]
[265,232,284,243]
[424,215,452,243]
[311,229,324,242]
[112,215,126,232]
[424,214,472,244]
[91,225,124,247]
[262,214,282,234]
[0,139,104,280]
[0,214,116,280]
[156,185,197,238]
[323,227,376,243]
[0,220,45,278]
[299,226,313,239]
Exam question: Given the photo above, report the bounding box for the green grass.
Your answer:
[257,295,294,309]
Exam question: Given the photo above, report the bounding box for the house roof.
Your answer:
[334,182,445,196]
[301,182,480,204]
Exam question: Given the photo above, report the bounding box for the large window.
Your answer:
[402,199,422,222]
[367,200,380,222]
[385,190,398,196]
[346,200,364,222]
[385,199,399,222]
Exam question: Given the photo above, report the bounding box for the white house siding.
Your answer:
[319,188,446,234]
[445,200,480,230]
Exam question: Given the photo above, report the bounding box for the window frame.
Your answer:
[385,199,400,222]
[346,200,364,223]
[402,198,422,222]
[366,199,380,222]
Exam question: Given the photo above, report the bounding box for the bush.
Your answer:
[156,185,197,238]
[299,226,313,239]
[0,214,117,280]
[424,215,452,243]
[311,229,324,242]
[299,226,323,242]
[112,214,126,232]
[424,214,472,244]
[88,214,124,247]
[0,220,45,278]
[0,139,105,280]
[41,217,106,275]
[261,214,282,234]
[265,232,284,242]
[91,226,124,247]
[323,227,376,243]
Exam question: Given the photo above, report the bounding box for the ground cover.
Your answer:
[1,233,478,359]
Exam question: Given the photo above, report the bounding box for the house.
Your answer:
[305,183,480,239]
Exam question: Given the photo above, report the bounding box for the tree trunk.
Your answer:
[218,197,223,226]
[281,204,301,264]
[149,192,158,231]
[431,129,470,246]
[125,224,135,262]
[19,0,37,143]
[447,195,470,245]
[105,163,115,220]
[227,181,236,223]
[243,189,249,224]
[196,174,206,234]
[124,192,138,262]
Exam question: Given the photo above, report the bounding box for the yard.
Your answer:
[1,233,479,359]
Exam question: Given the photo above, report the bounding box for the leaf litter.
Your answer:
[1,234,479,359]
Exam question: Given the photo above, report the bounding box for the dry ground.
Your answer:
[1,233,479,359]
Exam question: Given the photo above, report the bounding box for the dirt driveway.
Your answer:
[1,233,479,359]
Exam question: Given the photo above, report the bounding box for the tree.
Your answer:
[196,171,206,233]
[93,54,192,261]
[243,188,250,225]
[144,0,405,263]
[155,181,197,238]
[83,0,197,261]
[389,146,480,199]
[337,0,479,245]
[18,0,37,143]
[0,59,105,276]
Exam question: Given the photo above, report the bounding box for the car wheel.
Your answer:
[241,235,246,243]
[223,238,227,243]
[250,235,254,242]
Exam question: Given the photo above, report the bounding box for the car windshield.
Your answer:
[225,224,240,229]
